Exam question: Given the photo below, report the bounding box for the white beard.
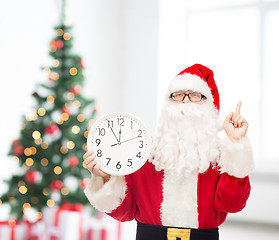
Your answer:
[150,99,221,177]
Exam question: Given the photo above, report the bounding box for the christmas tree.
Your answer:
[0,1,96,221]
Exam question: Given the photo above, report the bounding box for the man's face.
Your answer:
[169,90,207,104]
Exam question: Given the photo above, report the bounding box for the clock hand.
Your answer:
[119,126,122,143]
[111,142,120,147]
[110,126,119,143]
[120,136,140,144]
[111,136,140,147]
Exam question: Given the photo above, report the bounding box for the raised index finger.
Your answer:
[235,101,242,115]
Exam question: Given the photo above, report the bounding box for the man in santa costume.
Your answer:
[83,64,254,240]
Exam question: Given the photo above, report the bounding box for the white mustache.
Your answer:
[164,102,205,119]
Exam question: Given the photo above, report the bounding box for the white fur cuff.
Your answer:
[84,175,127,213]
[219,136,254,178]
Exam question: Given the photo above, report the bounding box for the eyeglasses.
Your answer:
[170,91,207,102]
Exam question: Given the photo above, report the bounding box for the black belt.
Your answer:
[136,222,219,240]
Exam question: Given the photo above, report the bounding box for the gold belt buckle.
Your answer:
[167,228,191,240]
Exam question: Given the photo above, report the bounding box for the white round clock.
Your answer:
[87,112,152,176]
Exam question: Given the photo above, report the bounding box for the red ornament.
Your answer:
[68,156,79,167]
[45,125,59,135]
[78,60,85,68]
[80,178,90,189]
[55,40,64,49]
[25,170,40,184]
[12,139,24,156]
[70,85,81,95]
[62,107,71,116]
[13,145,24,156]
[94,106,101,113]
[12,140,20,146]
[50,180,63,190]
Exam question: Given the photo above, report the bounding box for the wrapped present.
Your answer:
[0,221,16,240]
[25,220,45,240]
[86,213,123,240]
[0,220,45,240]
[86,217,108,240]
[87,228,108,240]
[43,202,83,240]
[87,215,138,240]
[0,221,28,240]
[119,220,137,240]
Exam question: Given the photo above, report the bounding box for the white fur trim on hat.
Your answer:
[218,136,254,178]
[84,175,127,213]
[167,73,214,104]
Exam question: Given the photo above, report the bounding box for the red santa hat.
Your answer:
[166,64,220,111]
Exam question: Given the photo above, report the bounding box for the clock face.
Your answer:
[87,112,151,176]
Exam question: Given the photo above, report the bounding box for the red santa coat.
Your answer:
[85,137,254,229]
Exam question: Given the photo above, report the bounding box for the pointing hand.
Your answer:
[223,101,248,141]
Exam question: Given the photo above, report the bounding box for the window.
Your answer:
[158,0,279,170]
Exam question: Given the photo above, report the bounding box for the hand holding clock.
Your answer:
[83,150,111,183]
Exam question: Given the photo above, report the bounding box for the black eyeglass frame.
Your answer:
[169,92,207,102]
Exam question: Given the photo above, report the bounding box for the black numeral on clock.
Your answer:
[96,139,101,146]
[98,128,106,136]
[139,140,143,148]
[138,130,142,137]
[107,120,113,129]
[127,159,132,167]
[116,161,122,169]
[136,152,141,158]
[118,118,124,126]
[97,149,102,157]
[106,158,111,166]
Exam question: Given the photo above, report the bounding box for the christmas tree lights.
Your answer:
[0,3,96,221]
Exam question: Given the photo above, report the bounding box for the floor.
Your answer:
[220,221,279,240]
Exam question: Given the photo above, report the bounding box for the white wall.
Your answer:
[0,0,58,181]
[67,0,159,130]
